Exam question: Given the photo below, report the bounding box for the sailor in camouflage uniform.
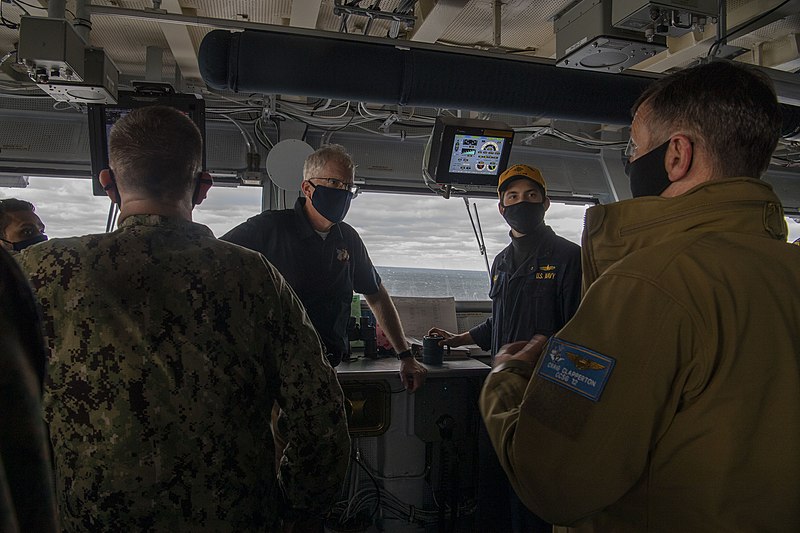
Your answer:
[18,105,350,531]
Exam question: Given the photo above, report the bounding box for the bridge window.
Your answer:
[5,179,795,299]
[346,191,587,300]
[0,177,262,239]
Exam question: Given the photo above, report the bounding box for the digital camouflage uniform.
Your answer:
[18,214,350,532]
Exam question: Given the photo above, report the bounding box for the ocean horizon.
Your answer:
[375,265,490,301]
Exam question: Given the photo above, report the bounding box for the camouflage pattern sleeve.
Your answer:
[13,217,347,530]
[260,257,351,517]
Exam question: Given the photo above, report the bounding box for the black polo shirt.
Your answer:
[221,198,381,366]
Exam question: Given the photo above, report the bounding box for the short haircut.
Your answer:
[108,105,203,201]
[632,60,781,180]
[0,198,35,236]
[303,144,356,181]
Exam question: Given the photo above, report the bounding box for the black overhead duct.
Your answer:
[199,29,650,125]
[199,29,800,135]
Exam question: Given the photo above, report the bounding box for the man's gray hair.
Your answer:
[303,144,356,180]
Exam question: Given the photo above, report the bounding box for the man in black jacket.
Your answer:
[428,164,581,356]
[428,163,581,532]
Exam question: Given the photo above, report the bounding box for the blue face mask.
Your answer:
[624,139,672,198]
[2,233,48,251]
[309,183,354,223]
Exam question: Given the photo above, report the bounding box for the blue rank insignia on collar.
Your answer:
[536,337,615,402]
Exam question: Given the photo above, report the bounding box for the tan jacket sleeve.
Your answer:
[480,272,703,525]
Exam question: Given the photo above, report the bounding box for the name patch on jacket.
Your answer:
[535,264,557,280]
[537,337,615,402]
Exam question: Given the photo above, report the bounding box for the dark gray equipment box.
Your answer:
[555,0,666,72]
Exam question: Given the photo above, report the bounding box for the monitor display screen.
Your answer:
[88,89,206,196]
[447,134,507,175]
[102,107,129,144]
[426,117,514,186]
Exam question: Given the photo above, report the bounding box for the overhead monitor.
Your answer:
[88,84,206,196]
[426,117,514,186]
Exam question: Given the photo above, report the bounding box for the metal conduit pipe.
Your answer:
[48,0,66,19]
[73,0,92,43]
[146,46,164,82]
[198,29,800,135]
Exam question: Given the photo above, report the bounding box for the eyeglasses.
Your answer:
[625,133,692,160]
[309,177,359,194]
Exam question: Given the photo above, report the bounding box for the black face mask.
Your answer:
[501,201,545,235]
[309,183,354,224]
[624,139,672,198]
[2,233,48,251]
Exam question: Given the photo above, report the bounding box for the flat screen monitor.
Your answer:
[88,87,206,196]
[427,117,514,186]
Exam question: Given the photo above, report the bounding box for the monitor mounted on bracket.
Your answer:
[88,82,206,196]
[426,116,514,187]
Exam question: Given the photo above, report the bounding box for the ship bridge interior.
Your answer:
[0,0,798,215]
[2,3,800,532]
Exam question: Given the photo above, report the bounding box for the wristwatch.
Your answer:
[396,348,414,360]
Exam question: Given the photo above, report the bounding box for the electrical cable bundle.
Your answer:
[325,439,477,531]
[202,91,628,152]
[516,125,629,150]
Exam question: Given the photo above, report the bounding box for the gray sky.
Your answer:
[3,177,799,271]
[347,192,589,270]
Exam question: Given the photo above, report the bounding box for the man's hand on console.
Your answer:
[400,356,427,392]
[427,327,468,347]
